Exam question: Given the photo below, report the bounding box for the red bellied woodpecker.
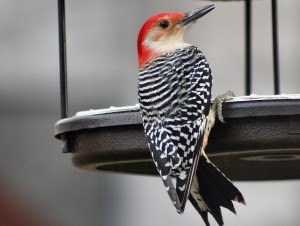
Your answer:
[137,5,245,226]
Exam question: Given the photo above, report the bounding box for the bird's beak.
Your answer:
[178,5,215,27]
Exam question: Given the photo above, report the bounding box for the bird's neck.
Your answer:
[138,39,190,69]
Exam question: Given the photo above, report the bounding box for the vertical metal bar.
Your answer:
[245,0,252,95]
[57,0,68,118]
[271,0,280,94]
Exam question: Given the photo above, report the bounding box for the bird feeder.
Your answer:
[54,0,300,181]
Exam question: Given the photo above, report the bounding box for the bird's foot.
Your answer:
[212,90,235,123]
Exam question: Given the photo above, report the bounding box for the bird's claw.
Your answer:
[212,90,235,123]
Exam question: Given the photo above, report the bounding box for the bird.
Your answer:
[137,5,245,226]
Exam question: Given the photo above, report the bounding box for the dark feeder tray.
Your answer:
[54,95,300,181]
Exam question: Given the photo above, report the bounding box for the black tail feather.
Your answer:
[199,156,245,205]
[192,155,245,226]
[199,162,237,213]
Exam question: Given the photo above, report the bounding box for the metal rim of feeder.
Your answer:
[54,95,300,181]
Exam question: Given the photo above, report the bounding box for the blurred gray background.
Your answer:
[0,0,299,225]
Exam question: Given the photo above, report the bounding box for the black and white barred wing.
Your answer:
[138,46,213,212]
[168,49,212,212]
[167,121,206,212]
[144,122,182,209]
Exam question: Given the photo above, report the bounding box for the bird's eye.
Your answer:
[159,20,170,29]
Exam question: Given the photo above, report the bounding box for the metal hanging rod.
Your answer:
[57,0,68,119]
[271,0,280,94]
[245,0,252,95]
